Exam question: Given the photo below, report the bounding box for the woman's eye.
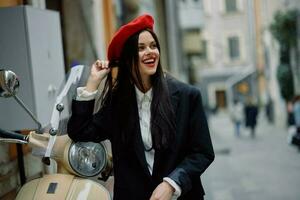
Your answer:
[150,44,157,49]
[138,43,157,51]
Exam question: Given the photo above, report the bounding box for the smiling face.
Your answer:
[137,30,160,85]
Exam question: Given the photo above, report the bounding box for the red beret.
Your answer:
[107,14,154,63]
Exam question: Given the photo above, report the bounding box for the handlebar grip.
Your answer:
[0,128,27,141]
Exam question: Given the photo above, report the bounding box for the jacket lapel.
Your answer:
[168,79,180,116]
[152,77,180,177]
[132,96,152,178]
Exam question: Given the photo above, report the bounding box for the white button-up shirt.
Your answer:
[134,86,155,173]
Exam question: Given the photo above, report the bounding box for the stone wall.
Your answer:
[0,144,43,198]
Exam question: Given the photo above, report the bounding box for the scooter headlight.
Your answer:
[68,142,107,177]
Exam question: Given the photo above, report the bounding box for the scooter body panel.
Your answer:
[16,174,111,200]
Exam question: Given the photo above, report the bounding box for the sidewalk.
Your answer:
[202,111,300,200]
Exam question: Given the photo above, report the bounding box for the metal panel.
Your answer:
[0,6,66,130]
[25,6,66,127]
[0,6,36,131]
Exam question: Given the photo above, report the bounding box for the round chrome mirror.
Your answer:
[0,69,20,98]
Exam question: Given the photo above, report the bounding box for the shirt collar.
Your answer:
[134,85,153,104]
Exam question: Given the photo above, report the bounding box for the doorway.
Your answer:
[215,90,227,109]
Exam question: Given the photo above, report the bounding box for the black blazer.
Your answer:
[67,76,214,200]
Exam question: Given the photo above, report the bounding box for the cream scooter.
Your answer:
[0,67,112,200]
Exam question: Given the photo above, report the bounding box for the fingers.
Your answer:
[94,60,109,70]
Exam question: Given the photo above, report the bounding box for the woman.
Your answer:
[67,14,214,200]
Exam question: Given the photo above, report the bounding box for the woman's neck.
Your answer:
[133,73,152,93]
[136,82,152,93]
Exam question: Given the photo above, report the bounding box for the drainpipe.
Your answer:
[295,10,300,94]
[165,0,186,82]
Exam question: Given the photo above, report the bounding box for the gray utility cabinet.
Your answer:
[0,6,67,131]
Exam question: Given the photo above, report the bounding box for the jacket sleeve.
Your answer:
[67,99,112,142]
[168,88,215,194]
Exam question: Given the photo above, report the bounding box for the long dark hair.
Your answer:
[101,29,176,150]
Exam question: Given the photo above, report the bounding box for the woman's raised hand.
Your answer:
[86,60,111,92]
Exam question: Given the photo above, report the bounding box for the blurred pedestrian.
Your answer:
[265,98,274,123]
[244,97,258,138]
[67,14,214,200]
[287,101,295,127]
[230,99,244,137]
[293,95,300,129]
[291,95,300,149]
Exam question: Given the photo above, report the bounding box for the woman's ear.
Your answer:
[111,67,118,85]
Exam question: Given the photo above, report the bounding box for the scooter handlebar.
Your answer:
[0,127,28,142]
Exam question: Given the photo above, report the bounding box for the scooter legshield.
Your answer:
[16,174,111,200]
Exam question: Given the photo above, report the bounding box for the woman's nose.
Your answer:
[145,46,152,54]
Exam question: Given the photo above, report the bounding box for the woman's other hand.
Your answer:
[86,60,111,92]
[149,181,174,200]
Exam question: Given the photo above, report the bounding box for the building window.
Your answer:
[225,0,237,13]
[228,36,240,60]
[200,40,207,60]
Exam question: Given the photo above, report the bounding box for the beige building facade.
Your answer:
[196,0,257,110]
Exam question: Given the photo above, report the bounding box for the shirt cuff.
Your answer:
[163,177,181,197]
[76,87,98,101]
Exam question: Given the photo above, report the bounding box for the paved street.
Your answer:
[202,111,300,200]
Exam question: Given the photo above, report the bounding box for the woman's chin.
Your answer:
[147,68,157,76]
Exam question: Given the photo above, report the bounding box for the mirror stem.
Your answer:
[13,95,42,134]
